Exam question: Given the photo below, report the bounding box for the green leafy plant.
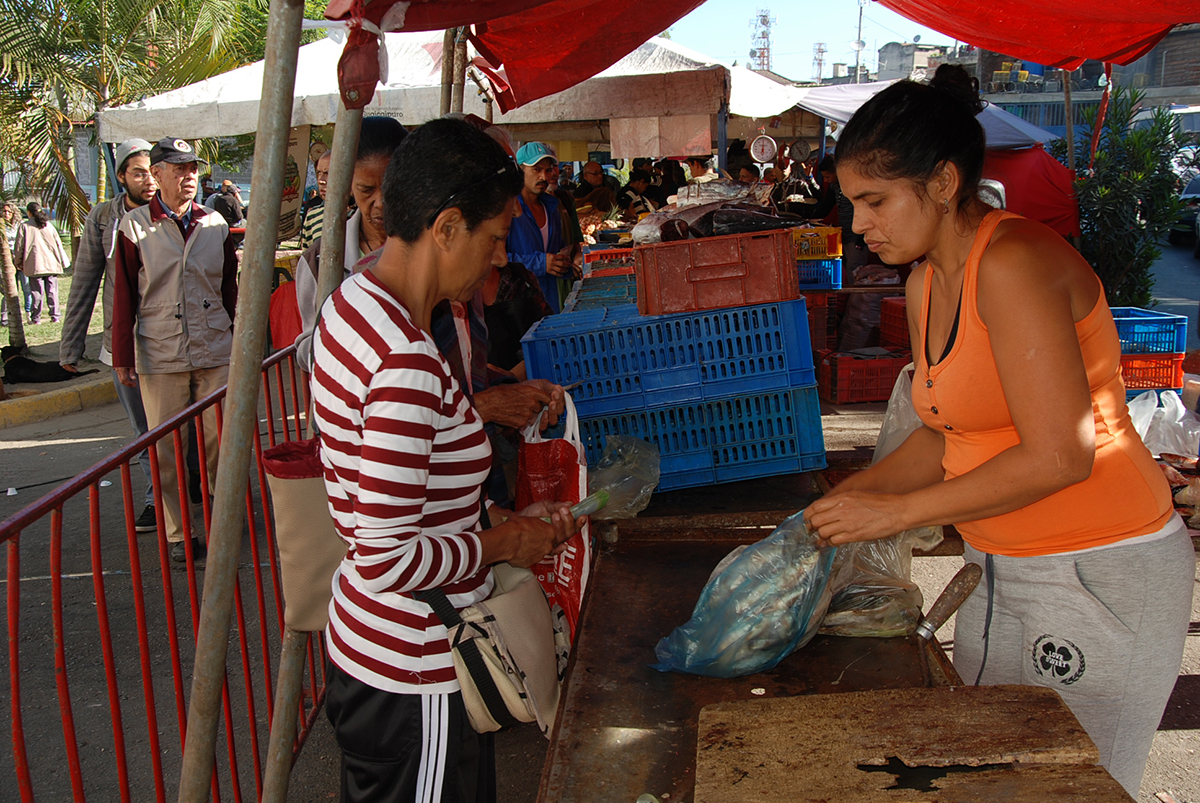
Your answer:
[1049,86,1194,307]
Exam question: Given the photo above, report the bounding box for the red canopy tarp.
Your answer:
[877,0,1199,69]
[982,144,1080,238]
[326,0,1199,112]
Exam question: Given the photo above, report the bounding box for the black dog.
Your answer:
[2,346,99,384]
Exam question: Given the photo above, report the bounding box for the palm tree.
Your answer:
[0,0,271,240]
[1,214,26,349]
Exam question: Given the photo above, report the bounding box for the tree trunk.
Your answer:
[1,218,27,350]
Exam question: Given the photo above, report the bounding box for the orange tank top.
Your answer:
[910,210,1172,557]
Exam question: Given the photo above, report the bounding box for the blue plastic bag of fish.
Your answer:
[652,512,837,678]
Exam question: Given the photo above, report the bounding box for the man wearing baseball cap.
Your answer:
[111,137,240,568]
[60,137,159,533]
[506,141,570,312]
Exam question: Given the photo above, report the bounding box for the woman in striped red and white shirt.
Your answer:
[312,118,583,803]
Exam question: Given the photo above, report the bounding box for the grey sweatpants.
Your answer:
[954,522,1195,797]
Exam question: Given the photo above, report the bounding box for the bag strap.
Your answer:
[521,390,580,446]
[417,584,520,729]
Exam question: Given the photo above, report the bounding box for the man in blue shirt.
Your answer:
[506,142,569,312]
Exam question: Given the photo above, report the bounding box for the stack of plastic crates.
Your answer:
[794,227,842,291]
[561,273,638,313]
[1112,307,1188,401]
[525,233,826,491]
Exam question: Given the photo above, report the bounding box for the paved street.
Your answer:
[1151,237,1200,351]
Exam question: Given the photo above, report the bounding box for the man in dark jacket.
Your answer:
[211,180,244,227]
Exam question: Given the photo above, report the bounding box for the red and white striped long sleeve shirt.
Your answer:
[312,270,493,694]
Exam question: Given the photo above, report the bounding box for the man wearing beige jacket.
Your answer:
[112,137,239,567]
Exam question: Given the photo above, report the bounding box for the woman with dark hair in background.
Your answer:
[293,115,408,371]
[13,202,68,324]
[312,116,584,803]
[804,64,1194,797]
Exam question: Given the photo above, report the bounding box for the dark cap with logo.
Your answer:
[150,138,208,167]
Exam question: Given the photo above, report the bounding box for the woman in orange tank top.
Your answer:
[803,66,1194,797]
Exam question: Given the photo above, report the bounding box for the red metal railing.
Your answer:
[0,346,323,802]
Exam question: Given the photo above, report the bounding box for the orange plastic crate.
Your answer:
[633,229,800,315]
[880,296,909,349]
[1120,353,1184,390]
[817,349,912,404]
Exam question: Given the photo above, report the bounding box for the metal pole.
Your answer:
[1062,68,1076,175]
[854,2,864,84]
[440,29,455,115]
[451,28,468,114]
[317,105,362,306]
[258,629,310,803]
[176,0,305,798]
[717,101,728,175]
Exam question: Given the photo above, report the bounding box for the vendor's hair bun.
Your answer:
[929,64,984,115]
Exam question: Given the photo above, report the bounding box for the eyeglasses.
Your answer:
[426,160,520,228]
[583,170,603,177]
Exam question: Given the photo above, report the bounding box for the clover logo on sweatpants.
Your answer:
[1032,634,1086,685]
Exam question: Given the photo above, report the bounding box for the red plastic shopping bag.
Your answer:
[515,394,591,647]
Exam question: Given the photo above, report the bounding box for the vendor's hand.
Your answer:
[474,383,551,429]
[490,502,583,568]
[116,367,138,388]
[61,363,78,373]
[523,379,564,429]
[546,253,572,277]
[804,491,907,548]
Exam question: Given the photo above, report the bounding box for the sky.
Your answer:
[666,0,959,82]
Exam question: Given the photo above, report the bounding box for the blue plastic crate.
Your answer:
[523,298,817,416]
[577,385,827,491]
[1110,307,1188,354]
[797,258,842,290]
[561,274,639,313]
[1126,387,1182,402]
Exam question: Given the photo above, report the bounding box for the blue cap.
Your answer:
[516,142,556,167]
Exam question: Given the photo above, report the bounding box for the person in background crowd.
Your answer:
[617,169,656,216]
[655,159,686,202]
[0,202,29,327]
[293,116,408,372]
[60,138,160,533]
[13,202,68,324]
[211,180,245,228]
[312,119,584,802]
[803,65,1194,798]
[299,150,332,249]
[685,155,716,183]
[507,142,570,313]
[738,164,761,183]
[572,160,617,212]
[111,137,239,568]
[200,175,215,203]
[547,160,584,272]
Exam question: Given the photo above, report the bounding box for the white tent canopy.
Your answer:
[97,33,804,144]
[790,80,1058,149]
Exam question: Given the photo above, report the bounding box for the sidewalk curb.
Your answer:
[0,376,118,430]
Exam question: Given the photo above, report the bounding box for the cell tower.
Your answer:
[748,9,775,72]
[813,42,827,81]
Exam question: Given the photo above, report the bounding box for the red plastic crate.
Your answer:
[804,292,839,351]
[817,349,912,403]
[880,296,909,349]
[633,229,800,315]
[1120,353,1184,390]
[584,246,634,264]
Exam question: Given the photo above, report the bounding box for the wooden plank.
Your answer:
[695,685,1129,803]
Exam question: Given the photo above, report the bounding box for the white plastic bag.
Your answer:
[1134,390,1200,458]
[872,363,919,464]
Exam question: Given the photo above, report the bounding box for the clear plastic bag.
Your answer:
[587,436,660,519]
[651,513,837,677]
[820,368,942,638]
[818,526,942,638]
[1129,390,1200,458]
